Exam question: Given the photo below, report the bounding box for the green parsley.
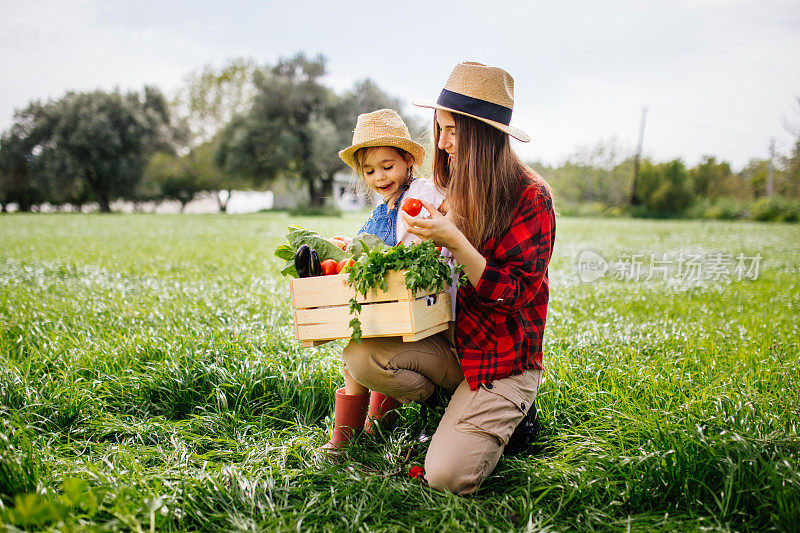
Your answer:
[346,240,464,343]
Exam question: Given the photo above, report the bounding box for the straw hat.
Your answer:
[413,61,530,142]
[338,109,426,169]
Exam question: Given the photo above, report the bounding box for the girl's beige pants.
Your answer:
[342,324,541,495]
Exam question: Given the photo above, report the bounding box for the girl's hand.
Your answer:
[400,200,461,249]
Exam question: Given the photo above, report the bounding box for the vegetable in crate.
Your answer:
[337,258,355,274]
[320,259,339,276]
[274,226,348,277]
[346,240,464,343]
[309,250,322,277]
[329,237,349,251]
[294,244,311,278]
[347,233,388,259]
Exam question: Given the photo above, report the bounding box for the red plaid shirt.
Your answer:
[455,177,556,390]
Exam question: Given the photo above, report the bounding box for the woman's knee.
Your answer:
[424,453,484,495]
[424,398,503,495]
[424,431,498,495]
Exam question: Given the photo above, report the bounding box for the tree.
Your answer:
[4,87,178,212]
[216,54,419,207]
[0,109,45,212]
[169,58,259,212]
[773,96,800,200]
[742,158,769,199]
[173,57,259,148]
[781,136,800,199]
[215,54,336,206]
[689,156,732,200]
[142,151,195,210]
[778,97,800,200]
[543,138,633,206]
[335,79,420,135]
[634,159,693,216]
[142,142,238,212]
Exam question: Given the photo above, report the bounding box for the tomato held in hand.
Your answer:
[320,259,339,276]
[337,258,355,274]
[401,197,422,217]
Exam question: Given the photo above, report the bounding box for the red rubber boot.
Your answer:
[321,388,369,455]
[364,391,400,434]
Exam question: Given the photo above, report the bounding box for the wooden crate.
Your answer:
[290,270,452,348]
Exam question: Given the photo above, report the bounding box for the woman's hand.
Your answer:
[400,200,460,249]
[401,200,487,288]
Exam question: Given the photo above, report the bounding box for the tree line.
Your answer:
[1,53,799,221]
[0,54,418,213]
[536,128,800,221]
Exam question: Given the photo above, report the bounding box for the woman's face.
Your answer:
[436,110,457,164]
[359,146,411,201]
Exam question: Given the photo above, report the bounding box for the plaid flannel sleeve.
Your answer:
[473,193,555,313]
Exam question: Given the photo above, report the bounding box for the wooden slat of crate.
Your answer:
[409,292,452,332]
[294,291,451,344]
[295,300,411,340]
[401,293,452,342]
[290,270,426,309]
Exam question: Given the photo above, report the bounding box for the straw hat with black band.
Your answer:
[413,61,530,143]
[339,109,426,169]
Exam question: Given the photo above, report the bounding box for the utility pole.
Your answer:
[630,106,648,205]
[767,138,775,197]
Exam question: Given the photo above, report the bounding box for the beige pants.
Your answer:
[342,327,542,495]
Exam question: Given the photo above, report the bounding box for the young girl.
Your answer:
[338,108,447,246]
[340,62,556,494]
[322,108,449,453]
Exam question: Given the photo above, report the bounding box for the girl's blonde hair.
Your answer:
[432,113,553,248]
[351,146,416,206]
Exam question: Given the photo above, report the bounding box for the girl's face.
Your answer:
[436,110,458,164]
[359,146,412,201]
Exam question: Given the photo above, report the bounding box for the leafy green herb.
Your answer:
[346,240,464,343]
[274,244,295,261]
[348,316,363,344]
[274,244,298,276]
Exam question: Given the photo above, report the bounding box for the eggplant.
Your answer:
[294,244,311,278]
[309,249,322,277]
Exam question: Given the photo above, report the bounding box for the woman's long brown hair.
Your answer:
[432,113,551,248]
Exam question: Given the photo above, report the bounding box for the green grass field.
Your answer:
[1,212,798,532]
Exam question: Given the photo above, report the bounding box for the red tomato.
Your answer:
[337,258,355,274]
[401,197,422,217]
[320,259,339,276]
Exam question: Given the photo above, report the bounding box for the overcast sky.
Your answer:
[2,0,799,170]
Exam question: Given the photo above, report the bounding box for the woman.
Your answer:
[336,62,556,494]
